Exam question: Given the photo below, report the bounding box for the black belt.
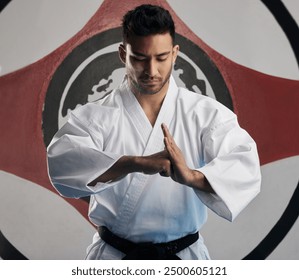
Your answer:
[98,226,199,260]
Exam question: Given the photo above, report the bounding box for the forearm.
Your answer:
[88,155,140,186]
[88,150,171,186]
[87,150,214,193]
[186,169,215,193]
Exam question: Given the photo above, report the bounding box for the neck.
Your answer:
[130,79,170,126]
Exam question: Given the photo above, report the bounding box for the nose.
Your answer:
[144,59,157,78]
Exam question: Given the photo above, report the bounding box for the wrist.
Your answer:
[186,169,204,186]
[128,156,144,173]
[187,169,213,193]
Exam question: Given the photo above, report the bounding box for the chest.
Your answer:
[102,110,203,169]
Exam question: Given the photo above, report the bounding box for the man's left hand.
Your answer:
[161,123,193,185]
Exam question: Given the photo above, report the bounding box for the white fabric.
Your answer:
[47,76,261,259]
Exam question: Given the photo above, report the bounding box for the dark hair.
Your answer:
[122,4,175,44]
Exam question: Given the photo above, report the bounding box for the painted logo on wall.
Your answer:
[42,28,232,147]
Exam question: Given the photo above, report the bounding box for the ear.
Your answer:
[172,44,180,63]
[118,44,126,64]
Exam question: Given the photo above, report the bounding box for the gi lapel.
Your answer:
[111,77,179,236]
[142,76,179,156]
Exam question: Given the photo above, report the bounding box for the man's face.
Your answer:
[119,33,179,96]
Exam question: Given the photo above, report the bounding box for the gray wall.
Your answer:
[0,0,298,259]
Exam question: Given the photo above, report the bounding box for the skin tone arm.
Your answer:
[88,150,172,186]
[88,123,214,193]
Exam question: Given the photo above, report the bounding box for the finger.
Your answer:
[159,163,171,177]
[162,124,177,151]
[164,137,176,161]
[159,170,170,177]
[163,136,171,151]
[161,123,172,140]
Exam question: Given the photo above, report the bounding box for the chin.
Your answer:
[140,87,162,95]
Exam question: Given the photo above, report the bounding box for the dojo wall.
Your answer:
[0,0,298,260]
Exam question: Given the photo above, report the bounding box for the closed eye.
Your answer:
[157,56,168,62]
[132,56,146,62]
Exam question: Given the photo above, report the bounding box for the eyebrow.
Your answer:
[132,51,171,57]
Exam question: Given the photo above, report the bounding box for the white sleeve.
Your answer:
[196,117,261,221]
[47,107,122,198]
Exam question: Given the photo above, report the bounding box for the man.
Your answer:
[47,4,261,260]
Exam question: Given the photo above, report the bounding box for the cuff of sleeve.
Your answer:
[196,161,235,221]
[48,149,123,198]
[196,157,260,221]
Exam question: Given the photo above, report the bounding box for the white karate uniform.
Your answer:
[47,76,261,259]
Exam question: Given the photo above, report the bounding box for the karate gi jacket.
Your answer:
[47,76,261,259]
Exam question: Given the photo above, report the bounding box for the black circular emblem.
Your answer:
[41,23,299,260]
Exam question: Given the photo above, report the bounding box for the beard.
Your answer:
[128,65,173,95]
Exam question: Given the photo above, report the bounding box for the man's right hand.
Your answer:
[136,150,172,176]
[88,150,172,186]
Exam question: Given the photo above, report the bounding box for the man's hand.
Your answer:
[89,123,213,193]
[137,150,172,176]
[161,123,214,193]
[161,123,193,185]
[88,150,172,186]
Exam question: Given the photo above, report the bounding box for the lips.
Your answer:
[140,79,161,86]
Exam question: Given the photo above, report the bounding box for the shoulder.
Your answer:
[176,87,237,129]
[69,89,122,128]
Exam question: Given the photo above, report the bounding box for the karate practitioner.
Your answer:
[47,4,261,259]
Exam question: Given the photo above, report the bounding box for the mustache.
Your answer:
[139,76,162,82]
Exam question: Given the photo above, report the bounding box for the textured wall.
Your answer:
[0,0,298,260]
